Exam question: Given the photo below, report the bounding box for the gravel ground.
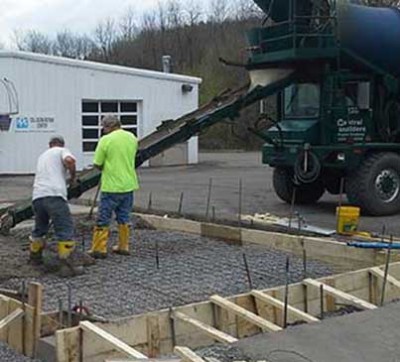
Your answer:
[0,342,41,362]
[0,225,333,319]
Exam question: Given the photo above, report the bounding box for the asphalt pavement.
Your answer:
[0,151,399,235]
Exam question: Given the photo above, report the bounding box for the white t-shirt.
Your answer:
[32,147,75,201]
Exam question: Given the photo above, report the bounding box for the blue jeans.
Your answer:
[32,197,74,240]
[97,192,133,226]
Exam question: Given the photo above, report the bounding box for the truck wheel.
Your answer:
[346,153,400,216]
[273,167,325,205]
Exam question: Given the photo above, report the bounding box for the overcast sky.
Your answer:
[0,0,209,48]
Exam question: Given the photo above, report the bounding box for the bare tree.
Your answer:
[209,0,232,23]
[14,30,52,54]
[234,0,264,20]
[53,30,76,57]
[94,17,116,61]
[119,7,138,40]
[182,0,204,26]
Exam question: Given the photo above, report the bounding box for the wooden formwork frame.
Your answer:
[3,215,400,361]
[54,262,400,362]
[0,282,42,358]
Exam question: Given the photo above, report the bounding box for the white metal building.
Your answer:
[0,51,201,174]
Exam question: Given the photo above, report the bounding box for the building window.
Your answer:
[81,100,138,153]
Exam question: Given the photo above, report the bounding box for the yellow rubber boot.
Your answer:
[88,226,109,259]
[58,241,76,259]
[29,236,45,264]
[58,241,84,277]
[112,224,130,255]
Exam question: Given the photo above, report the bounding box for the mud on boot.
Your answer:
[57,241,86,278]
[29,236,46,265]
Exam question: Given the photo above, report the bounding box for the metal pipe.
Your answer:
[205,178,213,219]
[238,179,243,227]
[79,300,84,362]
[242,253,253,290]
[283,256,290,328]
[381,235,393,306]
[21,281,26,355]
[155,239,160,270]
[320,284,324,320]
[336,177,345,233]
[147,192,153,211]
[67,284,72,328]
[169,308,176,347]
[347,241,400,249]
[288,187,296,231]
[58,299,63,327]
[178,192,184,215]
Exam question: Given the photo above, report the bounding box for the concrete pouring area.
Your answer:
[1,209,400,361]
[0,220,334,319]
[2,153,400,361]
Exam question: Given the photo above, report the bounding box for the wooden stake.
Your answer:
[28,282,43,358]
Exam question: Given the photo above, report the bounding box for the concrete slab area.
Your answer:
[1,152,398,235]
[236,301,400,362]
[0,227,333,319]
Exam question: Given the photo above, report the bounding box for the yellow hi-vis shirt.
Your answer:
[93,129,139,193]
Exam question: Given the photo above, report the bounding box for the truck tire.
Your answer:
[346,153,400,216]
[273,167,325,205]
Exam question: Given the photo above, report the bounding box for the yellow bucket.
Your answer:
[336,206,360,235]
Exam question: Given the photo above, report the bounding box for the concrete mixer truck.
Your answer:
[1,0,400,233]
[248,0,400,216]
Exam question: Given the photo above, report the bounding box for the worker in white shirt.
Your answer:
[30,135,87,277]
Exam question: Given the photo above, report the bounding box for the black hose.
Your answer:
[294,150,321,184]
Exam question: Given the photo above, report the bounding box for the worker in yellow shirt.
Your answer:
[89,115,139,258]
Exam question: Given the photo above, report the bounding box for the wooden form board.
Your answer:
[0,308,24,330]
[210,295,282,332]
[0,293,36,357]
[136,213,400,269]
[56,262,400,362]
[369,267,400,289]
[174,346,207,362]
[251,290,319,323]
[303,278,377,310]
[80,321,148,359]
[172,311,237,344]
